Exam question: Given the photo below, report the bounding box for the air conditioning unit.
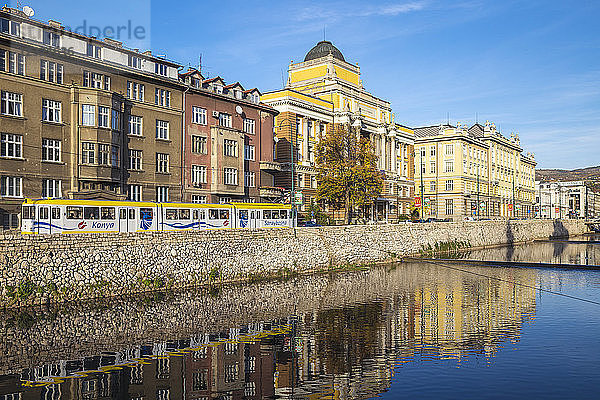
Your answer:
[212,111,219,118]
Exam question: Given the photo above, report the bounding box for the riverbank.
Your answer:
[0,219,587,308]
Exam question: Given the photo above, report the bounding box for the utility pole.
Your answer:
[476,166,480,219]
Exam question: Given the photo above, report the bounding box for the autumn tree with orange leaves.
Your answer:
[316,125,383,224]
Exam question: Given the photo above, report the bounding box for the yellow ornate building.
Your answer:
[262,41,414,222]
[414,122,536,220]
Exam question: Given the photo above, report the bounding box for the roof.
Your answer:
[243,88,261,95]
[304,40,345,62]
[413,124,454,138]
[224,82,244,90]
[468,123,485,138]
[203,76,225,85]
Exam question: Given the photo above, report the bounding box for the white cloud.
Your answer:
[296,2,426,21]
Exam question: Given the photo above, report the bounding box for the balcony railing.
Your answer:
[259,161,283,172]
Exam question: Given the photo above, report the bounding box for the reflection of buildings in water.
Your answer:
[466,242,600,265]
[2,264,540,400]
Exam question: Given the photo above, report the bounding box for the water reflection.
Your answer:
[0,263,540,399]
[462,241,600,265]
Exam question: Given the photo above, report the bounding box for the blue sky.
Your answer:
[13,0,600,169]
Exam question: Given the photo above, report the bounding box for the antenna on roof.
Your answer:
[281,69,286,89]
[198,53,202,74]
[323,25,326,41]
[447,112,449,125]
[476,112,478,124]
[22,5,34,17]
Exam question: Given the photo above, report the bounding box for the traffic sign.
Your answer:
[293,191,303,205]
[415,197,422,207]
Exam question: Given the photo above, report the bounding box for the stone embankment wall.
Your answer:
[0,219,586,308]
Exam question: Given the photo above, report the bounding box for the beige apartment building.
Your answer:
[262,41,415,222]
[414,121,536,221]
[0,6,184,228]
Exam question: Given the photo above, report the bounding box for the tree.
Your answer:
[316,125,383,224]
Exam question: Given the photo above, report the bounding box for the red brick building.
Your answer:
[179,69,280,204]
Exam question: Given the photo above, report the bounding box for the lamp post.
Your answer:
[420,148,424,220]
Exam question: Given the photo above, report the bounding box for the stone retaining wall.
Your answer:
[0,219,586,308]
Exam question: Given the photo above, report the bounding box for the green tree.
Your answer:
[316,125,383,224]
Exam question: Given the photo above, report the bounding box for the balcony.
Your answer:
[259,161,283,172]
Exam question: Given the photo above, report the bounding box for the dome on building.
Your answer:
[304,40,345,62]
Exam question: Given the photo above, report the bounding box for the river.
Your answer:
[0,237,599,399]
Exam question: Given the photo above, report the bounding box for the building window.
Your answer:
[224,363,239,383]
[156,153,169,173]
[0,133,22,158]
[129,149,142,170]
[224,139,238,157]
[83,71,110,90]
[112,109,120,131]
[192,370,208,391]
[111,145,119,167]
[128,185,142,201]
[298,173,304,188]
[98,144,110,165]
[445,199,454,215]
[42,179,61,198]
[0,50,25,75]
[81,105,95,126]
[42,138,61,162]
[81,142,95,164]
[192,106,207,125]
[244,171,255,187]
[191,165,207,184]
[156,186,169,202]
[127,81,145,101]
[40,60,63,83]
[129,115,143,136]
[0,18,20,36]
[156,120,169,140]
[444,160,454,173]
[155,88,171,107]
[430,181,436,192]
[243,118,255,134]
[445,180,454,191]
[128,55,142,69]
[244,145,255,161]
[224,168,238,185]
[192,195,207,204]
[1,91,23,116]
[429,161,435,174]
[219,113,232,128]
[86,43,101,58]
[191,135,207,154]
[155,63,168,76]
[311,175,317,189]
[0,176,22,197]
[430,146,436,156]
[98,106,109,128]
[43,30,60,47]
[245,382,256,397]
[445,144,454,155]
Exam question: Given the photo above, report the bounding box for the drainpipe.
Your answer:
[182,85,190,201]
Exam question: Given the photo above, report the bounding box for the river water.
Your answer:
[0,238,599,399]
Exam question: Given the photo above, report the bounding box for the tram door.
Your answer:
[119,208,137,232]
[250,210,257,229]
[38,206,50,234]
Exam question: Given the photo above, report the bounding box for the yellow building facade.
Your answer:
[262,41,415,222]
[414,121,536,220]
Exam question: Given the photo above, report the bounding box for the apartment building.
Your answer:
[414,121,536,221]
[262,41,415,222]
[179,69,278,204]
[0,6,184,228]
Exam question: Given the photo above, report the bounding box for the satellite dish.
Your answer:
[23,6,35,17]
[235,105,243,115]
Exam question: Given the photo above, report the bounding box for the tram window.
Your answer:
[199,210,206,219]
[166,209,177,220]
[179,209,190,220]
[140,208,153,220]
[251,211,255,219]
[101,207,115,220]
[239,210,248,219]
[281,210,288,219]
[129,209,135,219]
[39,207,49,220]
[263,210,271,219]
[209,209,219,220]
[193,210,198,219]
[22,206,35,219]
[120,209,127,219]
[84,207,100,219]
[219,210,229,220]
[66,206,83,219]
[52,207,60,219]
